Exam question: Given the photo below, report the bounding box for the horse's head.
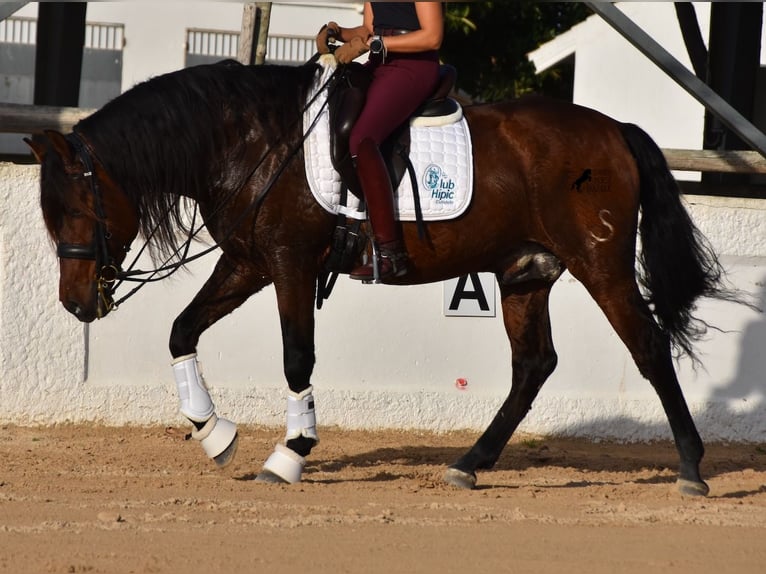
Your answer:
[26,130,140,322]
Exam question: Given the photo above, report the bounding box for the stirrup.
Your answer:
[349,242,408,282]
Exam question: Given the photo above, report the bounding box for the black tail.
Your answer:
[621,122,728,360]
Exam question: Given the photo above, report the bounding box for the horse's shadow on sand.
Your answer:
[311,439,766,472]
[237,437,766,497]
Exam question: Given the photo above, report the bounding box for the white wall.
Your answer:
[2,162,766,442]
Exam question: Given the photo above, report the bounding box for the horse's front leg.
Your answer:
[256,268,319,484]
[169,255,272,468]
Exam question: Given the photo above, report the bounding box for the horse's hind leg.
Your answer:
[581,274,709,496]
[445,283,558,489]
[169,255,272,468]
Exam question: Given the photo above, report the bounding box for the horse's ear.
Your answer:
[24,130,76,166]
[23,135,46,164]
[45,130,76,164]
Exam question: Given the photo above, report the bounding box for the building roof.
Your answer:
[527,15,594,73]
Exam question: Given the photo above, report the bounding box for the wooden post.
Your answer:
[238,3,259,65]
[34,2,87,107]
[254,3,272,65]
[238,3,272,65]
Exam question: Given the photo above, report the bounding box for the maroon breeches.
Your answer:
[349,53,440,156]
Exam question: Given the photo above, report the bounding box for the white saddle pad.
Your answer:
[303,55,473,221]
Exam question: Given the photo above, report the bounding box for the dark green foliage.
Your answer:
[441,2,590,101]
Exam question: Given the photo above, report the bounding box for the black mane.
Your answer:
[75,59,320,260]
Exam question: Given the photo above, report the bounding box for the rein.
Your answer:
[66,62,340,311]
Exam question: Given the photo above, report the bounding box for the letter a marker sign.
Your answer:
[443,273,496,317]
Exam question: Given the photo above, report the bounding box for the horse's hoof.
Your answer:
[444,467,477,490]
[254,469,290,484]
[258,444,306,484]
[212,432,239,468]
[676,478,710,497]
[191,414,238,465]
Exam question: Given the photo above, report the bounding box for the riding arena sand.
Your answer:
[1,424,766,574]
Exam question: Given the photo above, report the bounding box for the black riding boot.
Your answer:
[349,138,408,281]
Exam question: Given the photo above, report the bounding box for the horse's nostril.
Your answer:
[63,300,82,317]
[61,299,98,323]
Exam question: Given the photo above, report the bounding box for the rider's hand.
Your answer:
[315,21,341,54]
[335,36,369,64]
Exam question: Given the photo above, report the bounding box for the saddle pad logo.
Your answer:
[423,164,457,204]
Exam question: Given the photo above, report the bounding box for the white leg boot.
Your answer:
[172,354,238,467]
[258,386,318,483]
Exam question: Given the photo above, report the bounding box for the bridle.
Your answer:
[56,61,340,316]
[60,132,123,316]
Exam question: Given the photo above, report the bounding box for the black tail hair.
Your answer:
[621,122,730,360]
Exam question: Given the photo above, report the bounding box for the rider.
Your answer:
[316,2,443,281]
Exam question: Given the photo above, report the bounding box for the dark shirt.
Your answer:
[371,2,421,31]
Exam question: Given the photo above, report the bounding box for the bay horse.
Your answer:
[27,57,729,496]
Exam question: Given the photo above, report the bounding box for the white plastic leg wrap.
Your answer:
[285,385,318,442]
[172,353,215,423]
[191,413,238,459]
[262,444,306,484]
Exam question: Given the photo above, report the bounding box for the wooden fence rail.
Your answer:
[662,148,766,175]
[0,102,93,134]
[2,103,766,174]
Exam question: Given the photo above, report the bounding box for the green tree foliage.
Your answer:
[441,2,591,102]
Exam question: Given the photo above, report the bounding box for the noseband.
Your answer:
[60,132,121,316]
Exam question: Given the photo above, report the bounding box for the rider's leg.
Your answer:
[346,57,439,281]
[349,137,408,281]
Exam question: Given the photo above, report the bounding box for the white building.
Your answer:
[528,2,766,161]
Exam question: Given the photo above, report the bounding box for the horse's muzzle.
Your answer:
[62,298,99,323]
[59,280,111,323]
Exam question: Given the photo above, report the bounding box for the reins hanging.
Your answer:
[110,62,341,308]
